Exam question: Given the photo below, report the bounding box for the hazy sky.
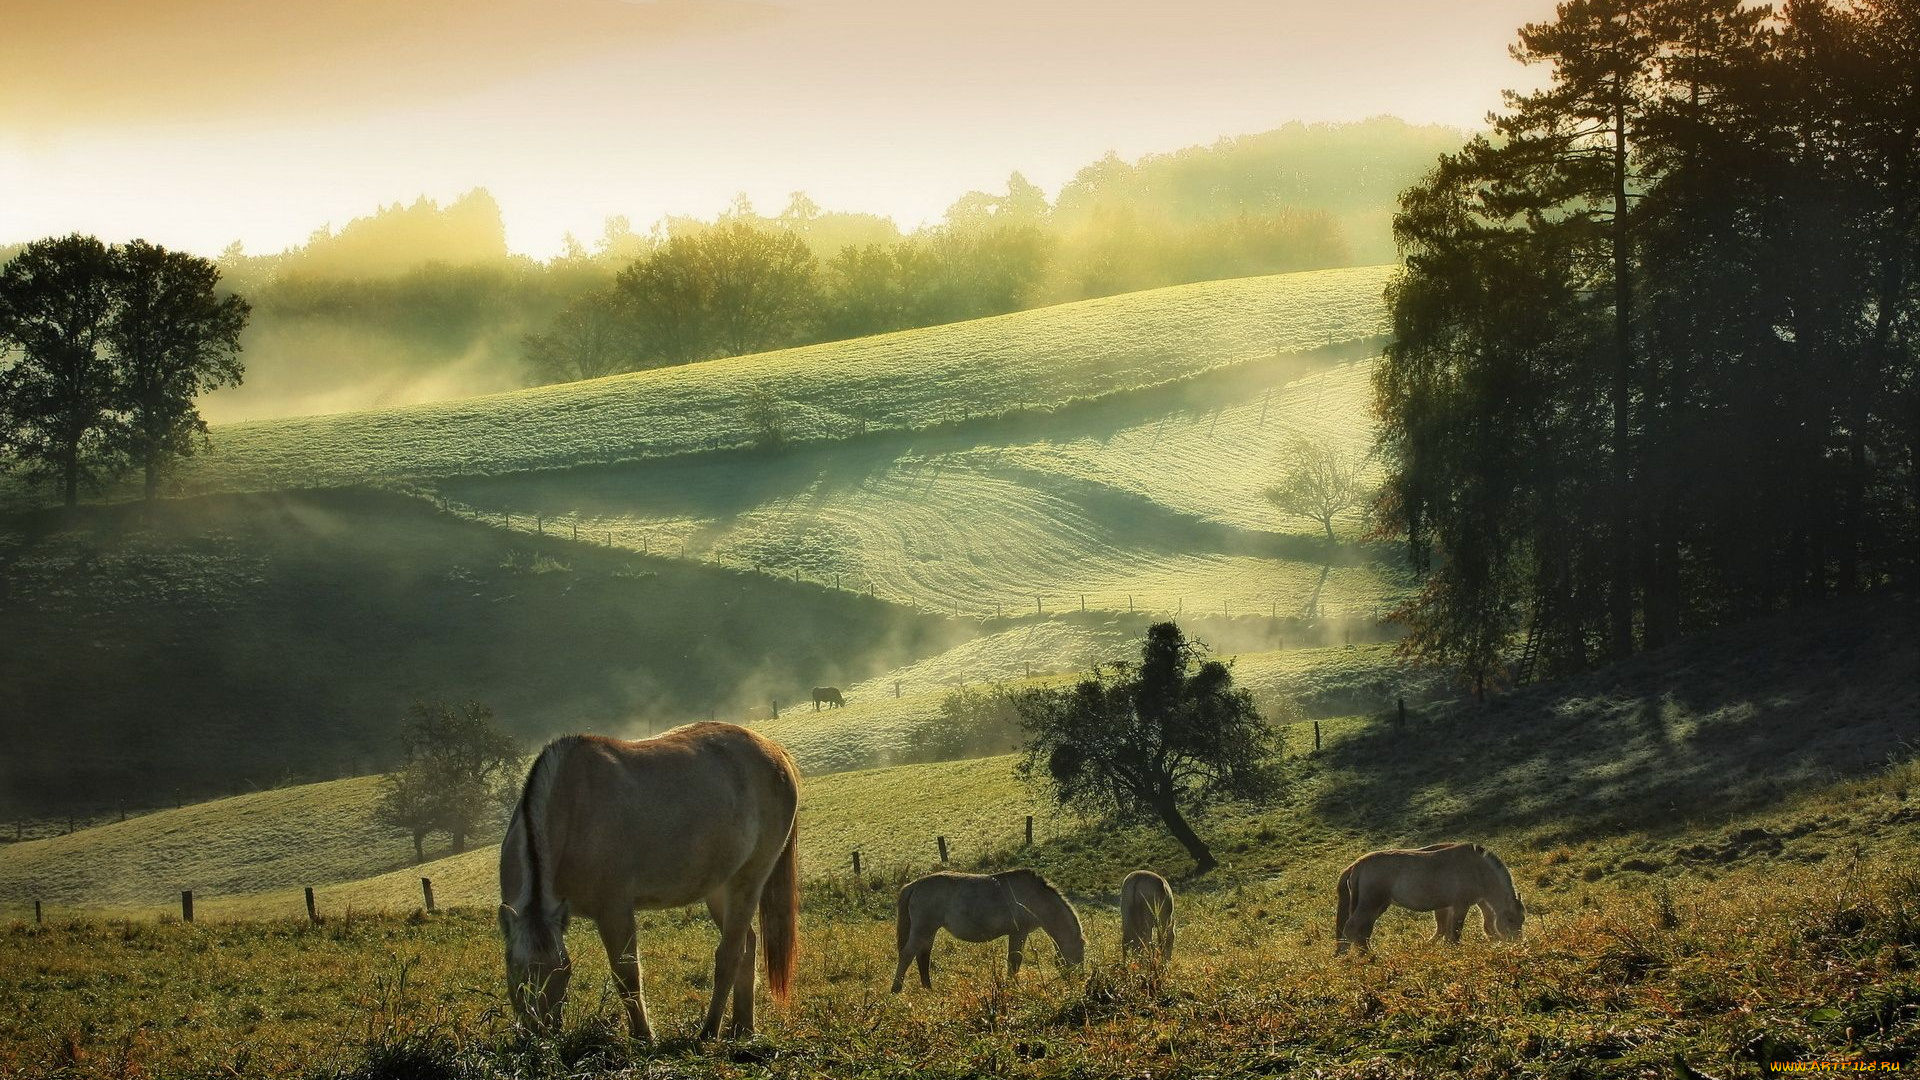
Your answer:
[1,0,1556,259]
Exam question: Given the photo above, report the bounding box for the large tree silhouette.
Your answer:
[108,240,249,499]
[0,235,119,506]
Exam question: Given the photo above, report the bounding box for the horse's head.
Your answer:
[1493,891,1526,940]
[499,900,572,1030]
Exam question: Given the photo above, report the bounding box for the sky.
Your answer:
[0,0,1558,260]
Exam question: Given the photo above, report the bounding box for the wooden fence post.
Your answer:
[1313,721,1322,753]
[536,513,543,534]
[1080,594,1085,612]
[420,877,436,912]
[34,900,41,925]
[181,890,193,923]
[1024,815,1034,846]
[1035,596,1043,615]
[305,887,318,924]
[894,681,901,699]
[771,699,780,719]
[851,851,862,876]
[936,836,949,863]
[571,522,578,541]
[1397,698,1407,726]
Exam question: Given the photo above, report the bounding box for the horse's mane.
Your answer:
[994,869,1082,935]
[1478,847,1518,898]
[992,867,1058,892]
[516,736,585,924]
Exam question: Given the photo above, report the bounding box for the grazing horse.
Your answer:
[891,869,1085,991]
[1334,842,1524,955]
[497,723,800,1040]
[811,686,845,710]
[1119,870,1175,961]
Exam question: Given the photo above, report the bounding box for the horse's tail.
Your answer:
[760,817,800,1007]
[1335,865,1355,947]
[895,879,916,956]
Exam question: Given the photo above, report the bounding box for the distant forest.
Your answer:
[97,118,1461,419]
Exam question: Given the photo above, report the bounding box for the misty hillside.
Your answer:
[198,120,1458,422]
[155,265,1391,498]
[0,489,963,815]
[8,594,1912,923]
[0,270,1400,817]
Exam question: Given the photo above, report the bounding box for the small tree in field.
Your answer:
[374,700,520,861]
[742,387,787,448]
[1264,438,1366,543]
[1015,622,1280,873]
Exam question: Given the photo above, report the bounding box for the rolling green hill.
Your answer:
[0,489,965,815]
[3,269,1406,818]
[8,597,1913,926]
[429,347,1400,621]
[144,266,1391,497]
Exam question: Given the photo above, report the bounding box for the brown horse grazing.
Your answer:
[1119,870,1175,961]
[891,869,1085,991]
[811,686,845,710]
[1334,842,1524,955]
[498,724,800,1040]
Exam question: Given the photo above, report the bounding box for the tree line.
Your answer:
[1376,0,1918,690]
[520,188,1346,385]
[0,236,248,504]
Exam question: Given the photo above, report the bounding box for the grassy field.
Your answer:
[0,639,1430,920]
[429,348,1399,621]
[0,489,966,816]
[5,596,1918,1077]
[2,270,1405,818]
[6,855,1919,1079]
[132,267,1392,497]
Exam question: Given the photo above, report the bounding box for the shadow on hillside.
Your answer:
[438,349,1396,574]
[1310,597,1920,844]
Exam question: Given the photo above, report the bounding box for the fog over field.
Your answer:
[4,1,1917,1077]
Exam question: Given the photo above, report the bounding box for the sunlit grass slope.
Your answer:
[166,266,1392,493]
[10,597,1910,927]
[0,755,1058,921]
[434,351,1403,621]
[4,600,1918,1078]
[8,856,1920,1079]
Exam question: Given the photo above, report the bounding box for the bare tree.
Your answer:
[1263,438,1365,543]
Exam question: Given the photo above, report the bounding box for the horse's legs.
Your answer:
[1446,907,1468,944]
[595,910,653,1041]
[705,897,760,1037]
[891,911,936,992]
[1431,907,1454,943]
[1344,896,1389,954]
[1007,930,1029,980]
[698,887,757,1040]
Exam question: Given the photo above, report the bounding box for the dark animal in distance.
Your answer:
[812,686,845,710]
